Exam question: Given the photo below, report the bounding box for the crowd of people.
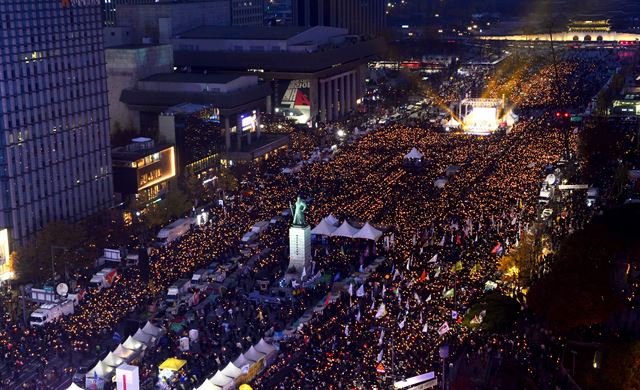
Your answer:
[0,47,622,389]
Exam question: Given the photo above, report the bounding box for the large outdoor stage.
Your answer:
[450,97,516,135]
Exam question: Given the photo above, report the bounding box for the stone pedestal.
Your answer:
[289,225,311,273]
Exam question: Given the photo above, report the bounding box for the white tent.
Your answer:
[86,361,114,380]
[113,344,135,361]
[122,335,144,351]
[254,338,277,355]
[244,345,266,362]
[311,219,338,236]
[66,384,84,390]
[325,214,340,226]
[331,221,360,238]
[232,353,252,370]
[434,178,448,189]
[404,147,424,160]
[196,379,222,390]
[209,371,234,387]
[141,321,162,338]
[132,329,152,345]
[353,222,383,241]
[445,117,460,128]
[101,351,123,368]
[220,362,242,379]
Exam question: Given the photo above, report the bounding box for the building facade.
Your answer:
[232,0,265,26]
[102,0,157,26]
[292,0,386,37]
[0,0,114,244]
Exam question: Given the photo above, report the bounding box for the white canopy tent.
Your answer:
[434,178,448,188]
[132,329,152,345]
[331,221,360,238]
[311,219,338,236]
[113,344,136,361]
[209,371,234,388]
[196,380,223,390]
[122,335,145,351]
[66,384,84,390]
[325,214,340,226]
[404,147,424,160]
[445,117,461,128]
[101,351,123,368]
[86,361,114,380]
[141,321,162,338]
[353,222,383,241]
[220,362,242,379]
[244,345,266,362]
[232,354,252,370]
[254,338,277,355]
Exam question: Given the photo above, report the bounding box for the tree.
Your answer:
[217,168,238,198]
[182,170,205,205]
[141,187,192,229]
[13,221,88,284]
[582,339,640,390]
[462,292,520,333]
[527,218,626,331]
[497,233,539,294]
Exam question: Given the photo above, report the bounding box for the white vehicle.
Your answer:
[89,268,118,290]
[538,187,552,204]
[191,269,211,287]
[166,279,191,303]
[586,187,599,207]
[30,300,75,327]
[251,221,270,235]
[157,218,192,246]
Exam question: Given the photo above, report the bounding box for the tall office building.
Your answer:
[231,0,265,26]
[293,0,385,37]
[0,0,113,243]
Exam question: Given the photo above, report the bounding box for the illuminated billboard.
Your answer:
[0,229,13,281]
[137,146,176,191]
[241,113,257,133]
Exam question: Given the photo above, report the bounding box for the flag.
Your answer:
[382,284,386,297]
[434,266,441,279]
[344,324,350,336]
[437,321,450,336]
[406,256,412,271]
[291,280,300,288]
[470,263,480,275]
[439,235,446,246]
[393,268,401,281]
[357,284,365,297]
[348,283,354,296]
[333,272,341,282]
[470,315,483,325]
[490,242,502,255]
[356,310,361,322]
[418,270,427,283]
[426,294,432,302]
[451,310,458,319]
[113,331,122,343]
[443,288,454,299]
[376,362,385,373]
[422,323,428,332]
[450,260,463,273]
[428,254,438,264]
[484,280,497,291]
[325,293,331,306]
[378,329,385,346]
[301,266,307,279]
[375,303,386,318]
[399,316,406,329]
[413,292,421,303]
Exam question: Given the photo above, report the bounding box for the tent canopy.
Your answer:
[331,221,360,238]
[86,361,113,379]
[311,219,338,236]
[113,344,135,361]
[67,384,84,390]
[122,335,144,351]
[325,214,339,226]
[244,346,266,362]
[353,222,383,241]
[220,362,242,378]
[446,117,460,127]
[133,329,152,345]
[210,371,234,387]
[254,338,277,355]
[102,351,123,368]
[159,358,187,371]
[142,321,162,337]
[404,147,424,160]
[233,354,252,370]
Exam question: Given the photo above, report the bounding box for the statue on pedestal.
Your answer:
[290,196,307,227]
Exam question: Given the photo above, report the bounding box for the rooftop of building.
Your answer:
[174,38,385,74]
[176,25,309,40]
[112,139,173,162]
[106,44,167,50]
[140,73,245,84]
